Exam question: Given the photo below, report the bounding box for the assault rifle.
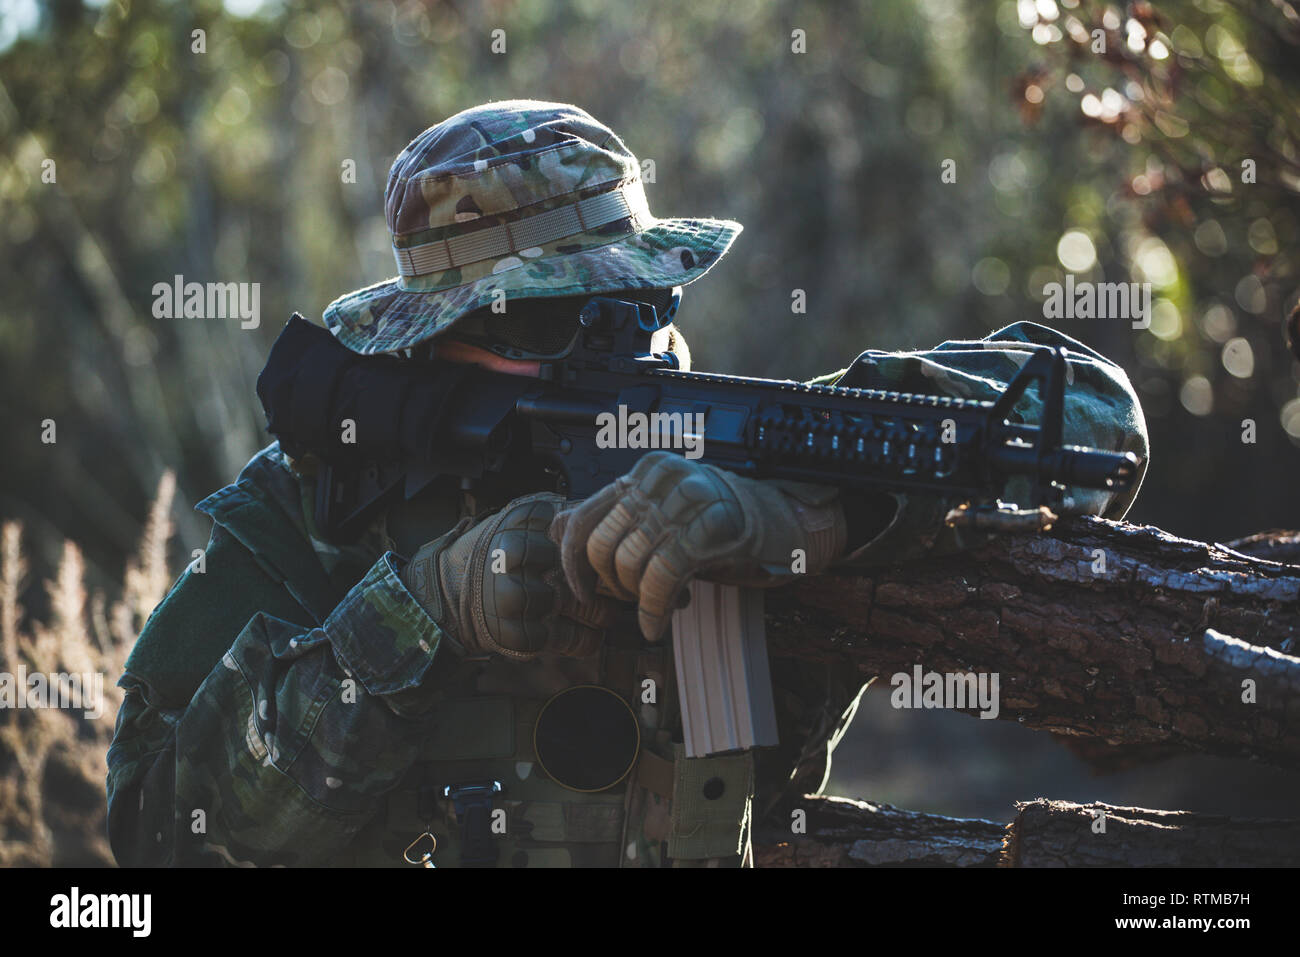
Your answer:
[258,301,1141,757]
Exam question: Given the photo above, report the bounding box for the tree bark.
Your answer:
[753,795,1005,867]
[1005,799,1300,867]
[753,795,1300,867]
[765,517,1300,767]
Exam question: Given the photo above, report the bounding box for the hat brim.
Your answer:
[322,217,741,355]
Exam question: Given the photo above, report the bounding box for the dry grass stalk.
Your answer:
[0,471,176,866]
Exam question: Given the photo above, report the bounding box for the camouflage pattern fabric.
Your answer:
[106,444,766,867]
[322,101,741,355]
[822,320,1149,566]
[108,447,452,866]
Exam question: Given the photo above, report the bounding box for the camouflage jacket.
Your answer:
[105,320,1147,868]
[105,449,860,868]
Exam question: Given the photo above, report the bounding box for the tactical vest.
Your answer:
[198,448,756,868]
[335,628,756,868]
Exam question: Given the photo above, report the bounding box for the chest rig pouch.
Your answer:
[344,638,756,868]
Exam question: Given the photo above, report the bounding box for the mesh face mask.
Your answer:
[419,287,682,361]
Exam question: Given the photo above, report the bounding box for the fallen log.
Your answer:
[1005,799,1300,867]
[766,517,1300,767]
[1228,529,1300,566]
[753,795,1300,867]
[753,795,1005,867]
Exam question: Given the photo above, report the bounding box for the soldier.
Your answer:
[106,100,1148,867]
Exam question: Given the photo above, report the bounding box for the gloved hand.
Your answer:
[549,451,847,642]
[403,492,618,660]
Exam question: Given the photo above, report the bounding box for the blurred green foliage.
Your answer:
[3,0,1299,579]
[2,0,1299,821]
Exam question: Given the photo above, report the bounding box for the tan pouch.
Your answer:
[666,743,754,861]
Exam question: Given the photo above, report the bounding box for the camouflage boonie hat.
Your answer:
[322,100,743,355]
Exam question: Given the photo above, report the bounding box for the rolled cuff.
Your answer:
[322,552,444,697]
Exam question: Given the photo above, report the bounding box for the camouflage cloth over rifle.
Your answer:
[322,100,741,355]
[828,320,1149,566]
[104,318,1148,867]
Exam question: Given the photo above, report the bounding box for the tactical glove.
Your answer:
[549,451,847,642]
[403,492,618,660]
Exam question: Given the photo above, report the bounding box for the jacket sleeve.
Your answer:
[106,538,449,867]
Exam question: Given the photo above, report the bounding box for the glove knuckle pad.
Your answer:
[489,527,558,574]
[691,499,747,545]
